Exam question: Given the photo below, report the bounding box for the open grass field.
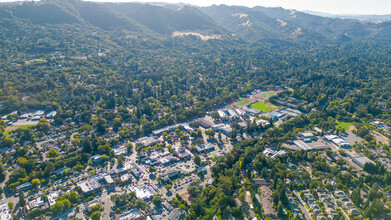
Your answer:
[250,101,279,112]
[233,97,255,107]
[4,124,36,136]
[337,122,354,132]
[254,90,279,100]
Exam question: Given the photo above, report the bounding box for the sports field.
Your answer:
[253,90,279,101]
[250,101,279,112]
[337,122,353,132]
[233,97,255,107]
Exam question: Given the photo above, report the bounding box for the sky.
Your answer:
[1,0,390,15]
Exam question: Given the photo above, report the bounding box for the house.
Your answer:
[349,208,361,216]
[91,155,102,164]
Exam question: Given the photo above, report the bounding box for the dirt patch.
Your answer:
[277,19,287,27]
[371,131,389,145]
[348,126,356,132]
[5,126,18,132]
[179,191,191,205]
[232,13,248,18]
[172,32,221,41]
[243,98,255,103]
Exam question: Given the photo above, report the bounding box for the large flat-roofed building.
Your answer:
[128,184,158,201]
[15,182,32,191]
[352,156,375,168]
[46,111,57,118]
[176,147,191,159]
[324,135,350,148]
[263,148,287,158]
[218,110,228,120]
[26,197,44,211]
[294,140,311,150]
[114,146,128,156]
[77,178,101,194]
[48,191,59,206]
[0,202,12,220]
[136,136,160,147]
[116,209,144,220]
[246,108,261,116]
[19,113,29,119]
[162,169,181,182]
[196,144,215,153]
[195,117,214,128]
[235,108,247,116]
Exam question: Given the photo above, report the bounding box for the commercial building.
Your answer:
[293,140,311,151]
[256,119,270,127]
[19,113,29,119]
[196,144,215,153]
[246,108,261,116]
[0,202,12,220]
[352,156,375,168]
[15,182,32,191]
[324,135,350,148]
[116,209,144,220]
[263,148,287,158]
[195,117,214,128]
[114,146,128,156]
[77,178,101,194]
[162,169,181,182]
[136,136,160,147]
[26,197,44,211]
[48,191,59,206]
[128,184,158,201]
[177,147,191,159]
[152,123,193,136]
[33,110,45,117]
[46,111,57,118]
[235,108,247,116]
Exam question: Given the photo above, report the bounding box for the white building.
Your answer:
[0,203,11,220]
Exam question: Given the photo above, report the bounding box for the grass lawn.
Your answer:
[234,98,248,107]
[17,124,36,129]
[3,124,36,136]
[337,122,353,132]
[255,91,278,99]
[250,101,279,112]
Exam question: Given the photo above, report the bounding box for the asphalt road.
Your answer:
[293,190,312,220]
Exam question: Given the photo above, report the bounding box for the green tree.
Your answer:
[152,194,163,206]
[19,192,26,207]
[194,154,201,166]
[31,178,40,188]
[91,211,101,220]
[7,202,13,210]
[47,149,59,158]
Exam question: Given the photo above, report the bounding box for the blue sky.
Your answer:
[1,0,390,15]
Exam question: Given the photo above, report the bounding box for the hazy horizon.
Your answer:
[0,0,390,15]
